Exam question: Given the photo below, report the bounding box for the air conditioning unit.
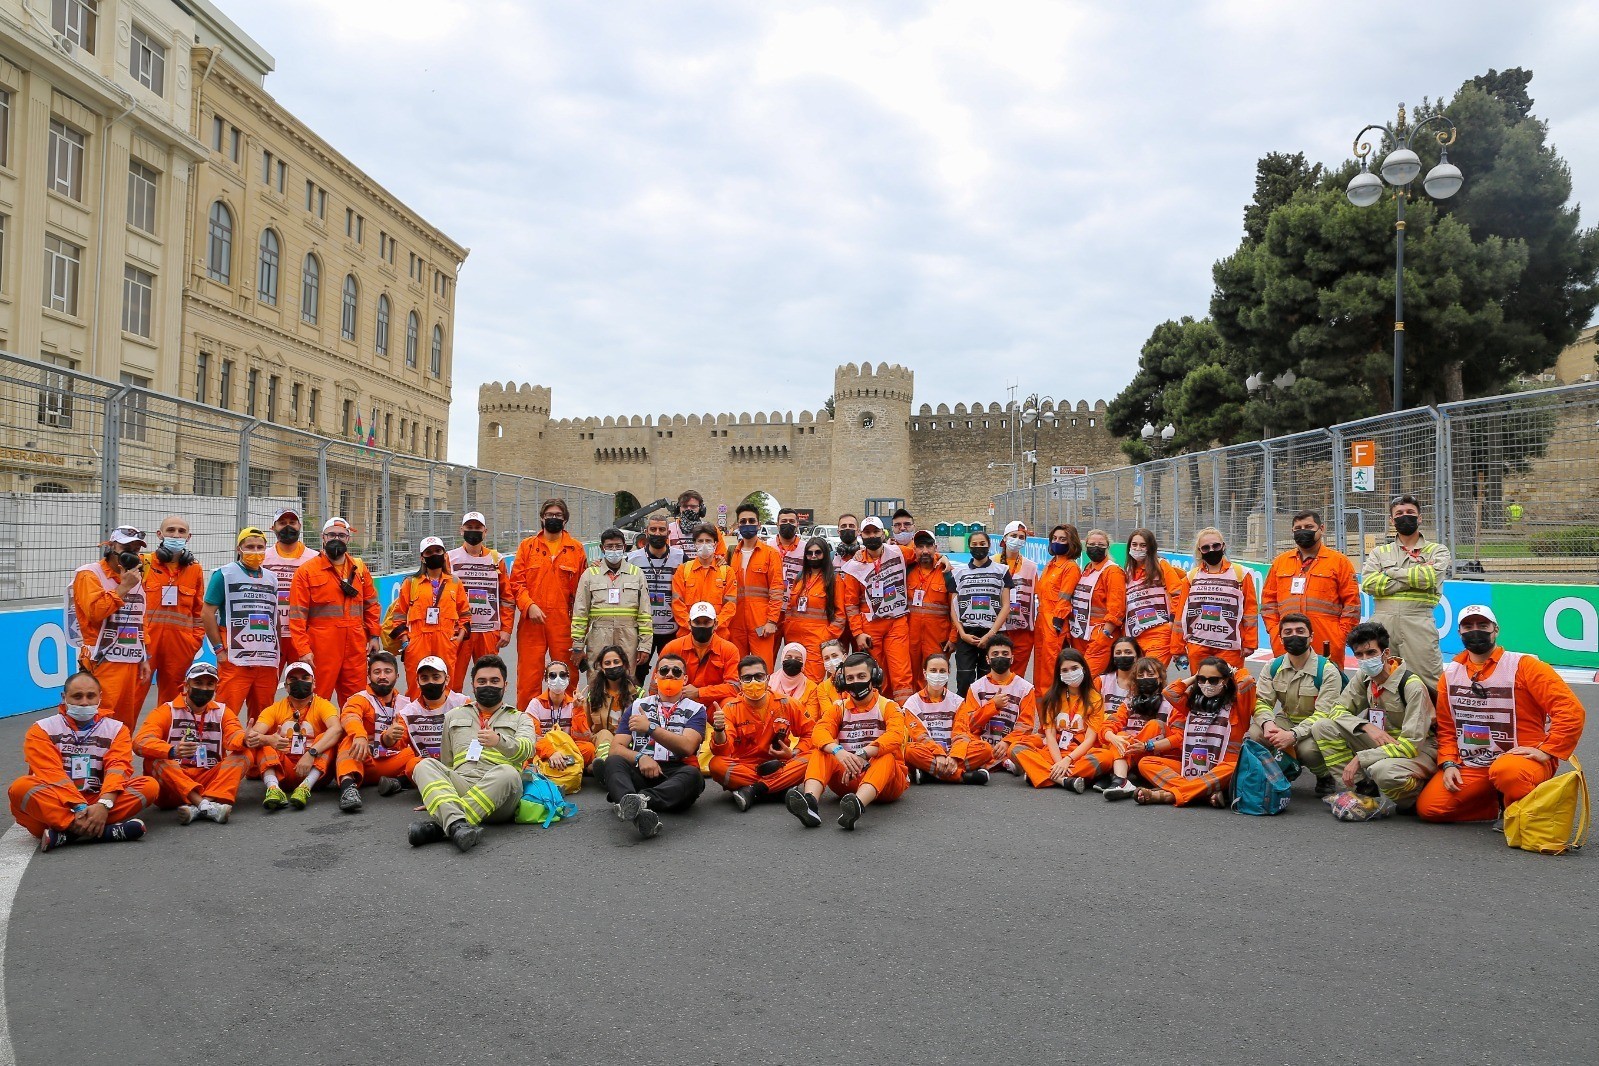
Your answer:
[52,34,75,57]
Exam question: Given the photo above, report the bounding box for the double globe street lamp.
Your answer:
[1345,103,1464,412]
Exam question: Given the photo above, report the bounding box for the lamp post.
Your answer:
[1019,393,1053,528]
[1244,368,1297,440]
[1346,103,1463,412]
[1139,421,1174,526]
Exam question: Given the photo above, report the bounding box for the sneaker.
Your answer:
[339,783,364,813]
[449,821,483,853]
[38,828,69,853]
[786,787,822,828]
[176,804,201,825]
[1002,759,1024,778]
[1102,778,1138,802]
[1313,775,1339,798]
[837,792,864,831]
[617,793,648,824]
[756,759,785,777]
[731,786,758,813]
[408,819,447,847]
[961,768,991,786]
[1067,776,1089,794]
[262,785,289,811]
[199,800,232,824]
[377,776,404,796]
[102,818,145,843]
[289,783,312,810]
[908,768,925,785]
[635,809,662,839]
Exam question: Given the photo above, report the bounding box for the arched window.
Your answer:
[429,324,442,377]
[375,294,390,356]
[341,274,358,341]
[32,481,70,493]
[257,229,280,305]
[859,411,876,430]
[301,254,320,324]
[206,201,232,283]
[405,311,418,368]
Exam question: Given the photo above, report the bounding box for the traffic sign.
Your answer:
[1350,440,1376,493]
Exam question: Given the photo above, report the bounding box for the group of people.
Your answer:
[10,490,1584,852]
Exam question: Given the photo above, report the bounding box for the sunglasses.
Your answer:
[656,666,685,678]
[741,673,768,683]
[1197,676,1224,684]
[1468,680,1490,701]
[1199,543,1224,552]
[546,672,569,681]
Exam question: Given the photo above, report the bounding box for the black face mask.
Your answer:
[323,540,348,560]
[680,508,702,523]
[1200,547,1226,566]
[543,517,565,534]
[287,679,315,700]
[989,656,1012,674]
[778,523,797,539]
[1135,677,1162,697]
[474,685,505,708]
[861,536,884,551]
[970,545,989,561]
[781,659,804,677]
[1111,656,1135,672]
[462,530,484,546]
[847,680,873,700]
[690,625,715,644]
[423,554,445,570]
[839,529,857,545]
[187,688,215,708]
[1393,515,1420,537]
[419,681,447,701]
[1293,529,1318,550]
[602,665,627,682]
[1461,629,1495,654]
[1282,635,1310,656]
[804,556,825,569]
[276,527,300,545]
[116,550,143,571]
[370,679,396,697]
[647,534,668,549]
[1085,545,1107,563]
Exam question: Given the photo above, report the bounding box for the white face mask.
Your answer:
[893,530,913,545]
[696,543,715,560]
[62,701,98,723]
[603,549,625,566]
[1129,546,1147,561]
[1356,656,1385,679]
[1006,535,1024,552]
[546,676,570,695]
[823,657,844,674]
[1059,668,1084,687]
[925,670,949,689]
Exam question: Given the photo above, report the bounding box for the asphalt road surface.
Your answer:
[2,655,1595,1066]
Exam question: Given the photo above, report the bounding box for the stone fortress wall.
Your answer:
[477,362,1124,524]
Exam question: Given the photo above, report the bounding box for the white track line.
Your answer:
[0,824,34,1066]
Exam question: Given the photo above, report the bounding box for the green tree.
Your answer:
[739,490,775,524]
[1106,316,1238,461]
[614,490,641,521]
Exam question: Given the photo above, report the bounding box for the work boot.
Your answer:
[377,776,404,796]
[262,785,289,811]
[731,786,758,812]
[176,804,201,825]
[1313,775,1339,798]
[449,821,482,853]
[635,809,662,839]
[408,819,447,847]
[786,787,822,828]
[339,783,363,813]
[38,828,70,853]
[837,792,864,831]
[961,768,991,785]
[101,819,146,843]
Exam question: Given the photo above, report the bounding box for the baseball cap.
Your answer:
[273,507,301,523]
[185,661,219,681]
[689,601,717,622]
[420,536,445,552]
[1458,604,1498,626]
[284,661,315,679]
[461,511,487,526]
[417,655,449,673]
[322,517,353,535]
[107,525,145,545]
[1004,521,1027,536]
[913,528,936,546]
[860,516,885,532]
[236,526,266,547]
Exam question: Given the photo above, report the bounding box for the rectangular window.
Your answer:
[194,352,209,404]
[266,374,279,422]
[341,398,352,435]
[249,467,272,498]
[290,382,301,423]
[42,234,80,314]
[354,215,363,244]
[246,367,258,416]
[218,358,232,410]
[276,160,286,193]
[193,458,227,497]
[118,372,149,441]
[262,150,273,184]
[345,207,353,236]
[126,161,157,234]
[305,179,314,210]
[317,189,326,219]
[379,232,388,260]
[0,214,7,294]
[0,90,11,168]
[384,412,392,446]
[47,119,85,200]
[228,127,240,163]
[214,116,225,152]
[129,25,165,95]
[121,264,153,337]
[308,387,319,429]
[52,0,97,54]
[37,353,76,428]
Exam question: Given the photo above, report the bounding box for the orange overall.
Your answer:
[1010,691,1109,787]
[526,692,598,766]
[1120,558,1190,667]
[1032,557,1080,690]
[447,545,514,691]
[1003,555,1040,675]
[133,696,248,807]
[387,572,470,695]
[1179,560,1259,672]
[247,695,340,787]
[839,546,917,702]
[806,692,909,801]
[287,554,380,704]
[957,675,1035,770]
[661,635,741,713]
[1417,649,1586,823]
[71,561,149,731]
[906,563,954,679]
[335,689,421,785]
[141,554,207,706]
[510,532,588,709]
[708,693,809,793]
[1261,547,1360,666]
[8,711,157,837]
[671,558,737,639]
[1138,676,1255,805]
[1067,559,1126,677]
[728,538,785,668]
[903,688,988,780]
[782,571,844,682]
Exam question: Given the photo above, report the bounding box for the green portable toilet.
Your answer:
[934,522,952,552]
[968,521,986,552]
[950,522,968,553]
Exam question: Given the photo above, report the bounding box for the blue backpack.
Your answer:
[515,769,577,827]
[1232,738,1292,816]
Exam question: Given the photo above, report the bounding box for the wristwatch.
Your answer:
[98,796,115,810]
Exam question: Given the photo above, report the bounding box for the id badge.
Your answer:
[426,607,440,625]
[652,741,672,761]
[869,579,882,600]
[608,587,622,605]
[289,733,307,755]
[465,739,483,762]
[162,585,179,607]
[1368,707,1386,731]
[797,596,808,613]
[70,754,91,780]
[1011,588,1022,605]
[1290,576,1307,595]
[193,745,211,769]
[912,589,925,607]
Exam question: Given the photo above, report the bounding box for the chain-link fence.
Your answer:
[0,352,615,605]
[994,379,1599,583]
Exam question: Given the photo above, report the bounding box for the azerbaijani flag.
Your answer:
[354,412,366,455]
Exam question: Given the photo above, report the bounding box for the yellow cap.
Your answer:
[236,526,267,547]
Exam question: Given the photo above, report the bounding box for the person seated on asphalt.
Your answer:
[955,634,1036,776]
[408,655,535,853]
[133,660,247,824]
[1009,647,1107,792]
[1134,658,1256,807]
[709,655,811,811]
[1095,656,1177,801]
[584,645,637,767]
[602,653,708,839]
[815,639,848,705]
[1417,605,1586,824]
[401,655,470,763]
[1251,612,1344,795]
[1094,636,1144,722]
[903,653,991,785]
[1309,621,1437,809]
[245,660,341,811]
[526,656,595,788]
[769,642,822,726]
[8,670,156,852]
[333,651,418,813]
[786,652,909,831]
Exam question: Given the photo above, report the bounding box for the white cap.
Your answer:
[860,516,885,532]
[284,660,315,679]
[322,517,354,534]
[185,660,219,680]
[461,511,487,526]
[107,525,145,545]
[1004,520,1027,536]
[417,655,450,673]
[420,536,445,552]
[1458,604,1498,626]
[689,601,717,622]
[273,507,301,523]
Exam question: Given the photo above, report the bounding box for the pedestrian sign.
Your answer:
[1350,439,1376,493]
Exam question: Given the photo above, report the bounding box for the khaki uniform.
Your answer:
[1249,654,1344,776]
[1360,539,1450,688]
[1311,664,1437,806]
[570,562,652,666]
[414,703,536,831]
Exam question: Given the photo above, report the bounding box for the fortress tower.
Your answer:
[477,382,551,481]
[828,362,914,518]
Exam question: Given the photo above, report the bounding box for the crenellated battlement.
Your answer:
[478,381,551,417]
[833,361,914,404]
[913,398,1109,420]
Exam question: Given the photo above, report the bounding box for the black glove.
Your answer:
[577,656,590,674]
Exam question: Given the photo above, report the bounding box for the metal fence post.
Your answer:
[1261,441,1275,557]
[1441,406,1457,567]
[381,453,393,569]
[101,386,128,534]
[1329,424,1346,555]
[1431,406,1448,565]
[237,418,260,532]
[1172,457,1181,548]
[317,440,332,522]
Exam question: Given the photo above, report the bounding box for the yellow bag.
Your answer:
[1504,755,1588,855]
[535,728,585,795]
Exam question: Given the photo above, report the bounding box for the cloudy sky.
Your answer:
[235,0,1599,464]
